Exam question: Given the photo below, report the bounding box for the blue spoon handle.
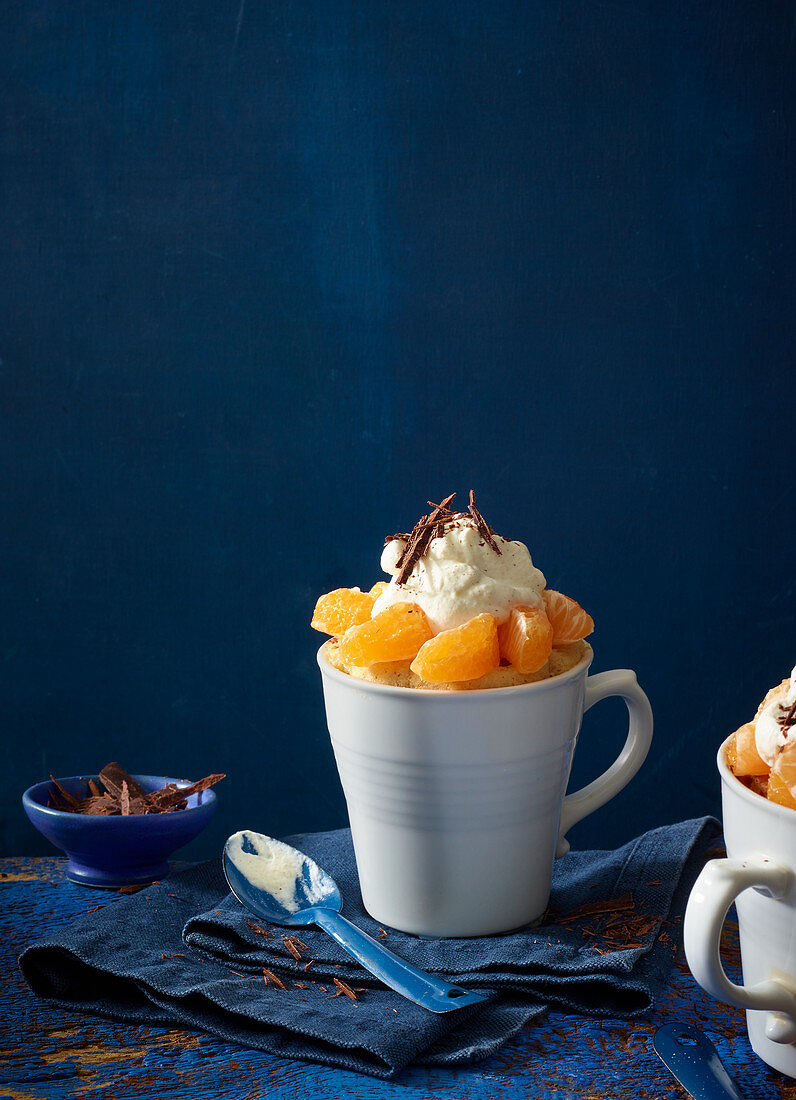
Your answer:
[311,908,488,1013]
[654,1024,744,1099]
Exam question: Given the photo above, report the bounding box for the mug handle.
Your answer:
[556,669,653,857]
[684,855,796,1044]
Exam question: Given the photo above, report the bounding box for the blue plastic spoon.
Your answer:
[654,1024,744,1099]
[223,830,488,1013]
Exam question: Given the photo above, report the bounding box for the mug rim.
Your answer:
[716,734,796,823]
[317,641,594,698]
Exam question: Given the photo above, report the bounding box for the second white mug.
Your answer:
[685,737,796,1078]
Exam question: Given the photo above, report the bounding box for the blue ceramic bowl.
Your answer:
[22,774,218,887]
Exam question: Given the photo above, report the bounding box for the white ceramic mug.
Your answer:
[685,737,796,1078]
[318,646,653,937]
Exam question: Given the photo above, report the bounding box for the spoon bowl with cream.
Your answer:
[222,830,488,1013]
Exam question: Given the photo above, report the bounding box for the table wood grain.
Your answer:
[2,856,795,1099]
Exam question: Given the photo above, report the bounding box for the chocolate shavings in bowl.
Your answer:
[46,762,225,815]
[99,762,147,801]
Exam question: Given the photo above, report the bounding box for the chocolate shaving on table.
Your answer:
[263,968,287,990]
[46,763,224,816]
[247,921,273,937]
[548,892,635,924]
[283,936,304,961]
[468,489,502,554]
[329,977,366,1002]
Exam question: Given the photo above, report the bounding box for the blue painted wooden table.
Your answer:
[2,856,795,1099]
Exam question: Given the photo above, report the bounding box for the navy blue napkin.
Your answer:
[20,817,720,1079]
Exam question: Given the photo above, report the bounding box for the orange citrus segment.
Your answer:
[498,606,553,673]
[542,590,595,645]
[339,603,433,666]
[767,742,796,809]
[410,614,499,684]
[726,736,737,773]
[311,588,376,636]
[369,581,389,598]
[747,774,769,799]
[729,723,769,777]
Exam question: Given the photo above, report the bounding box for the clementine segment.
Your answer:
[369,581,389,598]
[339,603,433,666]
[311,588,376,636]
[410,613,499,684]
[542,590,594,645]
[726,736,737,773]
[729,723,768,777]
[747,774,769,799]
[767,742,796,809]
[498,606,553,673]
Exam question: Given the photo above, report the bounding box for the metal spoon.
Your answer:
[654,1023,744,1099]
[222,830,488,1013]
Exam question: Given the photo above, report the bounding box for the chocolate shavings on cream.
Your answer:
[389,491,504,586]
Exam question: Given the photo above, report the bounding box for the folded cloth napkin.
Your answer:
[21,816,720,1079]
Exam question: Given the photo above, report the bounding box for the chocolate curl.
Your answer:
[153,774,225,807]
[395,493,457,585]
[99,762,147,801]
[146,782,182,810]
[329,977,366,1001]
[394,510,429,570]
[263,968,287,989]
[467,489,501,554]
[49,776,81,810]
[80,795,118,816]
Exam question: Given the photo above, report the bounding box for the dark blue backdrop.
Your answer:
[2,1,794,860]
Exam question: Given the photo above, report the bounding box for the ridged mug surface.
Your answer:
[319,649,592,937]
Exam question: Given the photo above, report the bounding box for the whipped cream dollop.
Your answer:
[372,518,546,633]
[755,665,796,766]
